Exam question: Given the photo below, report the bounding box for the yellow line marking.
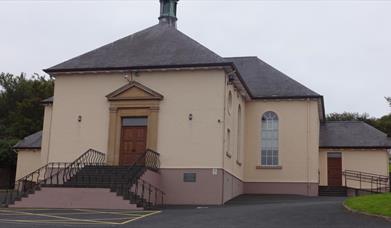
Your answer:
[81,217,134,221]
[120,210,161,224]
[0,219,103,225]
[0,208,160,225]
[0,209,117,225]
[75,208,157,216]
[27,212,139,216]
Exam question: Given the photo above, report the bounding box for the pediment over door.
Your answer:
[106,81,163,101]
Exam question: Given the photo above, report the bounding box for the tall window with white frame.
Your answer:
[237,105,242,162]
[261,111,279,166]
[226,128,231,157]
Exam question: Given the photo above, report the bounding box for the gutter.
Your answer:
[13,147,41,151]
[319,146,391,149]
[43,62,234,74]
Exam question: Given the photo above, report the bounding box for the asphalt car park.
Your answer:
[0,195,389,228]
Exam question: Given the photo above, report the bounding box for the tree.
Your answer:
[373,114,391,137]
[386,97,391,107]
[326,112,391,137]
[326,112,376,125]
[0,73,54,166]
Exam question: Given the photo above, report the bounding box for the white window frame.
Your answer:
[261,111,279,166]
[236,105,242,162]
[227,91,233,115]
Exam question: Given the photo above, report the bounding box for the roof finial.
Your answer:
[159,0,178,27]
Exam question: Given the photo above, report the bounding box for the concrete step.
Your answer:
[66,176,130,183]
[318,186,347,197]
[10,187,141,210]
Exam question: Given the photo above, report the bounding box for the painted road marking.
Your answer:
[0,209,114,225]
[0,208,161,225]
[120,210,161,225]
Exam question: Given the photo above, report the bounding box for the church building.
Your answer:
[12,0,390,208]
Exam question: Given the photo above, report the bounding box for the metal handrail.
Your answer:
[115,148,164,208]
[1,148,164,209]
[131,178,165,208]
[342,169,390,193]
[1,148,105,207]
[62,149,106,183]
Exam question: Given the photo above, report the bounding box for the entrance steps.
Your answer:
[318,186,347,197]
[60,165,140,188]
[9,187,140,210]
[2,149,163,209]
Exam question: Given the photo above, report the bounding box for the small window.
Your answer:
[227,91,233,115]
[183,173,196,182]
[122,117,147,126]
[261,111,279,166]
[328,152,341,158]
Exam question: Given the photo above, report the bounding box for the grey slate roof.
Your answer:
[44,24,322,99]
[320,121,391,149]
[225,57,321,99]
[13,131,42,150]
[44,23,228,73]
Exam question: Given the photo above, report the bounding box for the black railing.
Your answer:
[343,170,390,193]
[0,149,105,207]
[61,149,106,184]
[1,148,164,209]
[1,162,69,207]
[115,149,164,208]
[131,179,165,209]
[144,149,160,171]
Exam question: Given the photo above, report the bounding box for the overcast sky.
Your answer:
[1,0,390,117]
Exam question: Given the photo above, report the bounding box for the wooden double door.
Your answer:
[119,119,147,166]
[327,152,342,186]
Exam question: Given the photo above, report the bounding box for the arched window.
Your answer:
[226,128,231,156]
[261,111,279,166]
[227,91,233,115]
[237,105,242,162]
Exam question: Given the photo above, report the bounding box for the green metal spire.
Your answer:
[159,0,179,27]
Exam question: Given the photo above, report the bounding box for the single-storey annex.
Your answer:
[12,0,391,207]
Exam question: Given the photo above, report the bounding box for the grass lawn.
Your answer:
[345,193,391,218]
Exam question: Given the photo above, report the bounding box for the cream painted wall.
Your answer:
[319,149,389,188]
[48,70,226,168]
[15,150,42,180]
[222,82,246,180]
[244,99,320,183]
[40,104,53,165]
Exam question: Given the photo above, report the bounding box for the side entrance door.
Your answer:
[119,117,148,166]
[327,152,342,186]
